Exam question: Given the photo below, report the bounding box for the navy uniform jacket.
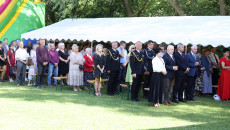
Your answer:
[163,53,176,79]
[130,50,144,75]
[143,48,155,72]
[174,51,189,76]
[106,49,120,71]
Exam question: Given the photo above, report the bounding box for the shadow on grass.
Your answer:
[0,82,230,129]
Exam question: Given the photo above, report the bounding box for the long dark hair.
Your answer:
[9,44,14,58]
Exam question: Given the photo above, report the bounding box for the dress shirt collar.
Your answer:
[178,51,183,55]
[191,51,196,56]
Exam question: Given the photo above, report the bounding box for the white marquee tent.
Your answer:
[21,16,230,47]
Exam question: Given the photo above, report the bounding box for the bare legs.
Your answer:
[94,78,101,96]
[0,65,6,81]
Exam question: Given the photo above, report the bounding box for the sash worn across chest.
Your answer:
[132,51,143,62]
[108,50,119,61]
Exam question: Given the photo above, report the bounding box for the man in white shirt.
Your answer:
[15,41,28,86]
[208,47,220,85]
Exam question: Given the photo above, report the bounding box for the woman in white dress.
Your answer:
[67,44,85,91]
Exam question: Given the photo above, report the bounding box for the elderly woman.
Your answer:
[58,43,70,84]
[201,49,212,95]
[67,44,85,91]
[93,44,105,96]
[83,48,94,90]
[125,44,135,84]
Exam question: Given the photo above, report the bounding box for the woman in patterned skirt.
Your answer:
[67,44,85,91]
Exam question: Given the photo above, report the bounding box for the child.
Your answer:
[27,57,36,86]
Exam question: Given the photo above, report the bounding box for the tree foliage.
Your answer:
[44,0,230,25]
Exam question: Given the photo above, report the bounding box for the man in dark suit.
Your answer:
[186,45,200,101]
[143,40,155,99]
[130,41,144,101]
[173,43,190,103]
[163,45,178,105]
[107,41,120,96]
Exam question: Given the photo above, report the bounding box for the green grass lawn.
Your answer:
[0,82,230,129]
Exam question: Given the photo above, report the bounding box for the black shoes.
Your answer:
[173,100,179,103]
[179,99,187,103]
[108,93,114,96]
[186,98,196,101]
[143,96,148,99]
[190,98,196,101]
[131,98,141,102]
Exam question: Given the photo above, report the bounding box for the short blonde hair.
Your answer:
[72,44,78,51]
[96,44,103,54]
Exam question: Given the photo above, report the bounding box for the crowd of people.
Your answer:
[0,38,229,107]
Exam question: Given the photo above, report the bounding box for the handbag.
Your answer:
[79,65,84,71]
[10,67,15,76]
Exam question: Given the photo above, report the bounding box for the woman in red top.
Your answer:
[217,48,230,101]
[83,48,94,90]
[6,44,17,82]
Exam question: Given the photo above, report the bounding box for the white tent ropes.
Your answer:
[21,16,230,47]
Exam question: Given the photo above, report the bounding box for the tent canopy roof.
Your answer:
[21,16,230,47]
